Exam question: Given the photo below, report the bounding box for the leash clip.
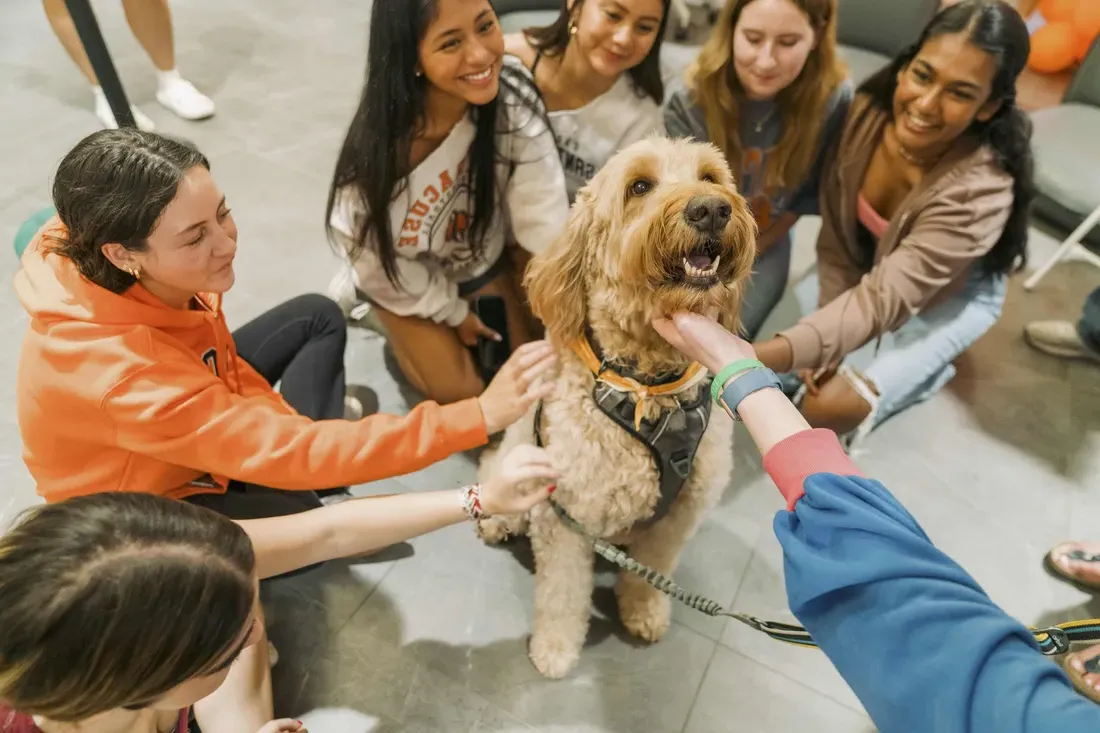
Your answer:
[732,613,765,632]
[1036,626,1071,655]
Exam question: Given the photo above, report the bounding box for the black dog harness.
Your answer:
[533,337,713,526]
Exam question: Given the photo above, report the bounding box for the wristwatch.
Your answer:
[717,367,782,421]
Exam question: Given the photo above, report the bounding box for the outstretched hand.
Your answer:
[651,312,757,374]
[480,444,560,516]
[478,341,557,435]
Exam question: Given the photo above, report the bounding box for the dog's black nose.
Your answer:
[684,195,732,234]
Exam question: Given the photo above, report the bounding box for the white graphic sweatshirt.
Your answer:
[330,78,569,328]
[547,73,665,202]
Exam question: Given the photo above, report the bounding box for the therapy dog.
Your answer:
[477,137,757,678]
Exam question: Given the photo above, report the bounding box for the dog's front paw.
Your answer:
[618,586,672,643]
[476,515,512,545]
[528,632,581,679]
[476,513,528,545]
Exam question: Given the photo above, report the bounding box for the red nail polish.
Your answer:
[548,484,556,493]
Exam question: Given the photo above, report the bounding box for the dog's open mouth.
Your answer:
[676,240,722,288]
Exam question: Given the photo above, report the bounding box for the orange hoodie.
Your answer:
[15,221,489,504]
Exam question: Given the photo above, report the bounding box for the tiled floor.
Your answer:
[2,1,1099,731]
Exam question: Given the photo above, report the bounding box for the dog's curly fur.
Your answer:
[477,137,757,678]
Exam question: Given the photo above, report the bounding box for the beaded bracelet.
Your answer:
[460,483,487,520]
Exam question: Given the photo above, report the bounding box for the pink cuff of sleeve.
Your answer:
[762,429,864,510]
[777,323,824,371]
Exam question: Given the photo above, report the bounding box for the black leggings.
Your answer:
[186,293,347,521]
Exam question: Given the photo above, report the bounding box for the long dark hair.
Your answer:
[860,0,1034,275]
[522,0,670,104]
[326,0,548,289]
[47,129,210,293]
[0,493,255,721]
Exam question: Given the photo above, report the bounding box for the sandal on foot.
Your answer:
[1064,647,1100,703]
[1044,542,1100,594]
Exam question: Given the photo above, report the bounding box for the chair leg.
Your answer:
[1024,203,1100,291]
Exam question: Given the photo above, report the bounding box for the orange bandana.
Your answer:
[569,336,709,430]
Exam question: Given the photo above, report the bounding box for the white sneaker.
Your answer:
[343,395,363,421]
[344,385,379,421]
[94,91,155,131]
[155,77,215,120]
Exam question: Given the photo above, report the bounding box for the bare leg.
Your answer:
[121,0,175,71]
[193,607,274,733]
[372,307,486,404]
[42,0,97,84]
[527,505,594,678]
[373,262,537,404]
[799,370,873,435]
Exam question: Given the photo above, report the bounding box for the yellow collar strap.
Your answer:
[569,336,709,430]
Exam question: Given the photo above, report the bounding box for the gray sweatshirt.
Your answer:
[664,80,853,241]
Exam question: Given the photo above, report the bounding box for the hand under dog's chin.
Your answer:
[651,285,731,320]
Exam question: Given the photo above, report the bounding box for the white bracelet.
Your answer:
[460,483,487,520]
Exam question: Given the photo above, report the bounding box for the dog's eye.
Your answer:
[629,179,652,196]
[701,173,717,183]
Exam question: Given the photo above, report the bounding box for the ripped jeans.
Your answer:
[781,269,1007,439]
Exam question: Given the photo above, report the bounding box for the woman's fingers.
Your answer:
[523,378,555,403]
[521,353,557,383]
[651,317,689,353]
[479,323,502,341]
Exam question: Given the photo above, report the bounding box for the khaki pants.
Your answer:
[375,248,540,404]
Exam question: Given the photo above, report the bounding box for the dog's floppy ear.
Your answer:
[524,189,596,345]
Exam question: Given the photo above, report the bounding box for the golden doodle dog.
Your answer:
[476,137,757,679]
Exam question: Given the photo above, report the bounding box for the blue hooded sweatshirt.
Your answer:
[761,429,1100,733]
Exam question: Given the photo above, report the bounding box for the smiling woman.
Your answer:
[505,0,671,201]
[326,0,570,405]
[665,0,852,339]
[751,0,1036,447]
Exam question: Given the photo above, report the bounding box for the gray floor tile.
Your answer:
[720,530,864,712]
[684,645,873,733]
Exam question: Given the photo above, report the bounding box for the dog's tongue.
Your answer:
[687,253,713,269]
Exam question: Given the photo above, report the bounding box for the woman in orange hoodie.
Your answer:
[16,126,561,548]
[16,132,568,546]
[15,128,563,730]
[17,126,560,494]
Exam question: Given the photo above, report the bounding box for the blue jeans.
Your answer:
[739,234,791,340]
[785,269,1007,435]
[1079,286,1100,354]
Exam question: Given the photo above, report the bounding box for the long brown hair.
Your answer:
[0,493,255,721]
[522,0,670,104]
[686,0,845,191]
